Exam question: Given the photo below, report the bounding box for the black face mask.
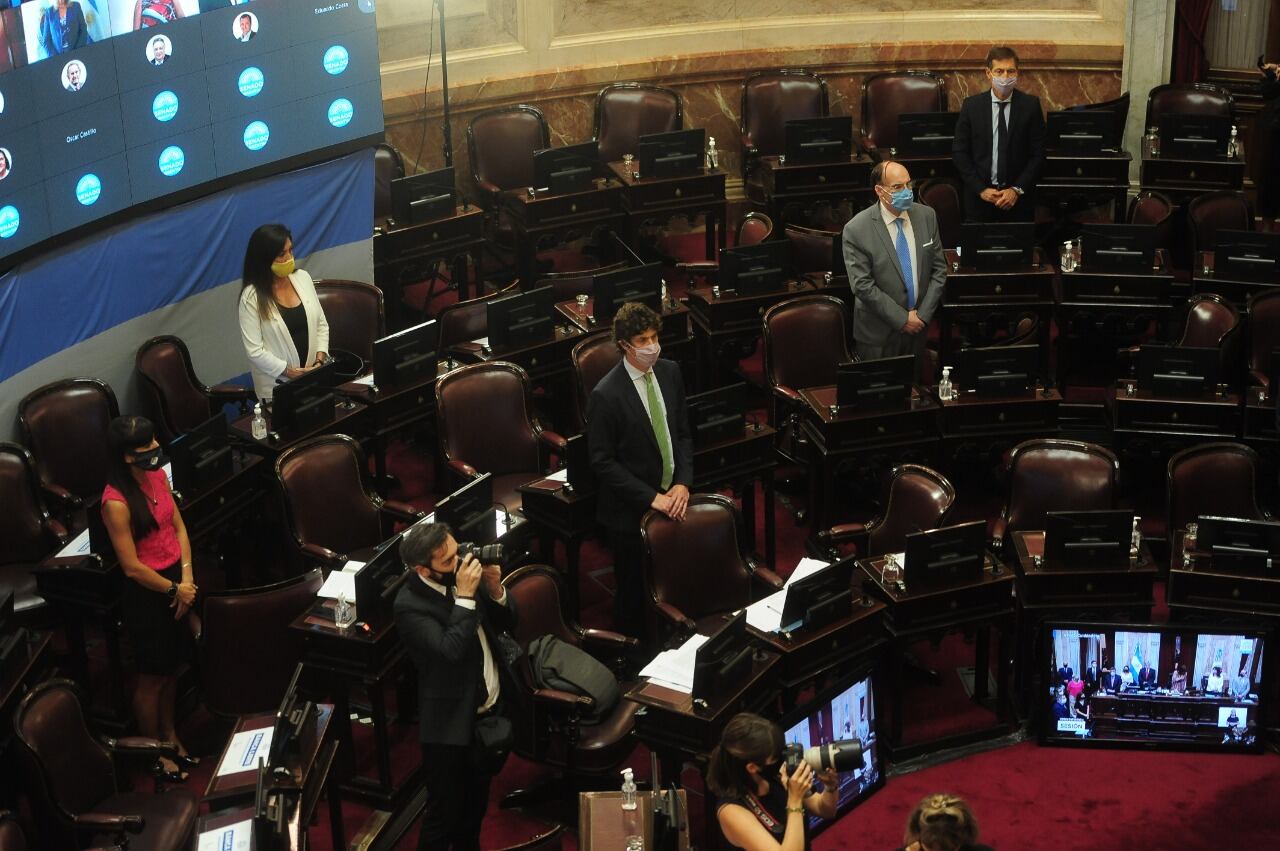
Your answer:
[428,566,456,587]
[130,447,168,471]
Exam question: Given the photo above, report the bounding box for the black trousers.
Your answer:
[418,741,494,851]
[608,527,647,640]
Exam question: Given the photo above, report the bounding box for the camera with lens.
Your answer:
[782,738,863,773]
[458,542,505,565]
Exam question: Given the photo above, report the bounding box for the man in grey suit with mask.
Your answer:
[841,160,948,372]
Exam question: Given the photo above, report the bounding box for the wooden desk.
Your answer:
[758,154,874,228]
[1037,151,1132,224]
[374,208,486,331]
[1140,154,1246,200]
[871,149,957,182]
[937,388,1061,479]
[452,324,585,386]
[939,249,1055,378]
[1168,530,1280,622]
[230,398,369,463]
[580,790,691,851]
[1192,250,1280,308]
[607,162,727,261]
[1107,382,1242,469]
[1089,691,1260,744]
[176,449,267,588]
[859,553,1016,759]
[335,371,443,492]
[747,596,886,703]
[501,182,627,285]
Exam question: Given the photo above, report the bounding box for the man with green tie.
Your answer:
[587,302,693,638]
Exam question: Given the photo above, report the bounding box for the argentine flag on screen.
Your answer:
[82,0,112,44]
[1131,644,1145,678]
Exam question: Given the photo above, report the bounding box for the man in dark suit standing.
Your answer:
[395,522,516,851]
[952,45,1045,222]
[1101,667,1122,693]
[1138,662,1157,688]
[587,302,693,637]
[1085,659,1100,693]
[1057,663,1073,685]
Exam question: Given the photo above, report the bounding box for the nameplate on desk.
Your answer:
[216,727,275,777]
[197,818,252,851]
[56,528,92,558]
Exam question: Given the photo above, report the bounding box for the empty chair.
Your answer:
[740,69,828,197]
[313,279,386,363]
[17,378,120,516]
[860,71,947,151]
[677,212,775,285]
[537,259,627,302]
[1145,83,1233,128]
[1119,293,1242,381]
[1167,442,1266,565]
[763,295,852,429]
[467,105,550,211]
[570,330,623,430]
[135,337,254,443]
[373,142,406,222]
[1246,289,1280,389]
[784,224,841,275]
[436,280,520,353]
[916,177,964,250]
[1127,190,1176,265]
[1187,190,1252,266]
[992,439,1120,542]
[0,443,68,618]
[593,83,683,163]
[817,464,956,559]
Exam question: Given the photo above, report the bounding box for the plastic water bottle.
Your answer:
[938,366,955,401]
[621,767,638,810]
[1130,516,1142,559]
[706,136,719,170]
[251,402,268,441]
[334,593,355,629]
[1143,126,1159,158]
[621,768,641,849]
[1226,125,1239,160]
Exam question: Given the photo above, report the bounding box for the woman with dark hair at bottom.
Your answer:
[897,794,993,851]
[102,416,198,782]
[708,713,838,851]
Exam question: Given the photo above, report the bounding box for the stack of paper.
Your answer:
[317,560,366,600]
[743,557,832,633]
[639,633,709,693]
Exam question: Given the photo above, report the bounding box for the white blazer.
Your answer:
[238,270,330,400]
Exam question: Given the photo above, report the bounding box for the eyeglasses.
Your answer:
[989,68,1018,78]
[882,182,910,192]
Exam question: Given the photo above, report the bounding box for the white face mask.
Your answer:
[629,341,660,369]
[992,75,1017,94]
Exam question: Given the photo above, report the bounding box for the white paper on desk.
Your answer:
[216,728,275,777]
[317,561,365,601]
[473,337,490,348]
[56,528,91,558]
[639,633,709,693]
[785,557,832,588]
[197,818,253,851]
[352,373,376,387]
[745,557,833,633]
[545,468,569,483]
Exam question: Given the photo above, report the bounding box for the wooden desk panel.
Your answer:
[580,791,691,851]
[374,208,486,329]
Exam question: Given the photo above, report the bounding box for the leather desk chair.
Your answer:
[0,443,69,620]
[0,812,30,851]
[570,331,623,431]
[640,494,784,640]
[1145,83,1233,128]
[763,294,851,434]
[275,434,424,571]
[436,362,566,514]
[860,70,946,151]
[740,70,828,201]
[467,105,550,213]
[784,224,840,275]
[1119,293,1242,381]
[992,439,1120,544]
[436,280,521,358]
[917,178,964,250]
[1128,190,1176,268]
[196,570,324,718]
[135,337,255,444]
[817,464,956,560]
[676,211,774,285]
[593,83,683,164]
[1187,190,1252,264]
[17,378,120,519]
[13,679,197,851]
[1167,442,1266,564]
[538,259,627,302]
[314,279,386,363]
[373,142,405,223]
[501,565,639,808]
[1246,289,1280,390]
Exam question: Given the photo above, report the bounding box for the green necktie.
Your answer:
[645,372,674,490]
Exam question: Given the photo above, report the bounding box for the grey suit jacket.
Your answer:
[841,202,948,346]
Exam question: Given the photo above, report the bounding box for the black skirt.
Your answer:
[122,562,188,675]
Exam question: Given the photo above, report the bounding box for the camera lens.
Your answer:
[458,542,506,564]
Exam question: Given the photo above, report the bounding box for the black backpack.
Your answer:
[527,634,621,723]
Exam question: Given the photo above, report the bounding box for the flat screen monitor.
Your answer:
[270,359,342,437]
[1196,515,1280,575]
[895,112,959,156]
[778,668,883,835]
[1135,345,1219,398]
[267,662,311,770]
[352,532,403,625]
[637,129,704,179]
[1081,224,1157,273]
[686,382,747,448]
[0,592,25,684]
[1214,230,1280,282]
[1046,110,1116,154]
[959,222,1035,270]
[486,286,555,351]
[593,262,662,322]
[390,167,455,226]
[563,433,596,494]
[956,344,1038,397]
[1158,113,1231,160]
[783,116,853,165]
[372,319,439,392]
[0,2,385,270]
[778,557,858,634]
[434,472,496,544]
[835,355,914,411]
[720,241,789,296]
[1041,621,1268,752]
[903,521,986,591]
[691,612,753,702]
[533,141,599,194]
[167,411,232,495]
[1044,510,1134,569]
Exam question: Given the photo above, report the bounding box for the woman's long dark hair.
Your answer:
[707,713,784,800]
[105,416,160,540]
[241,223,292,320]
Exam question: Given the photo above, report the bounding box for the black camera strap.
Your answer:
[743,792,781,832]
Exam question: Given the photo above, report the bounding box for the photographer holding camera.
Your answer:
[708,713,839,851]
[395,522,516,851]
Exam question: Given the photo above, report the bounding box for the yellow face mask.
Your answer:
[270,257,295,278]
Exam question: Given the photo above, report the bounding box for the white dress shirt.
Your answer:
[878,202,917,305]
[622,357,673,459]
[990,91,1013,185]
[419,573,506,714]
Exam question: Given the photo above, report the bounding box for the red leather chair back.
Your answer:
[437,362,540,475]
[861,71,946,150]
[468,105,550,195]
[742,70,828,158]
[1145,83,1233,128]
[641,494,754,621]
[17,379,119,505]
[437,284,518,351]
[1187,191,1252,261]
[539,260,627,302]
[1247,289,1280,383]
[314,279,385,362]
[572,331,623,427]
[916,177,963,250]
[1179,294,1240,349]
[784,225,839,273]
[763,295,851,395]
[1127,190,1175,262]
[504,565,579,649]
[1071,92,1130,149]
[0,443,58,568]
[1001,440,1119,535]
[737,212,774,247]
[275,435,383,559]
[373,142,405,221]
[198,571,324,717]
[0,812,27,851]
[1167,443,1263,537]
[594,83,683,164]
[868,464,956,556]
[135,337,211,443]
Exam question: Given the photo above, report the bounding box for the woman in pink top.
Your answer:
[102,415,197,782]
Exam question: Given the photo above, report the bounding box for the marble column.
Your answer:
[1121,0,1177,187]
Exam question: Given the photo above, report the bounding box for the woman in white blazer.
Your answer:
[238,224,330,400]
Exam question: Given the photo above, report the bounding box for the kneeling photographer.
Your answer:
[709,712,859,851]
[394,522,516,851]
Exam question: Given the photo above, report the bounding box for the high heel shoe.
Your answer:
[152,759,189,783]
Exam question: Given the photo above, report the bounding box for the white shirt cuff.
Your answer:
[454,598,477,610]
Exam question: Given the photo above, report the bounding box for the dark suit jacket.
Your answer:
[394,575,517,746]
[952,88,1045,199]
[1057,665,1072,682]
[1138,666,1157,687]
[1085,666,1100,688]
[1102,673,1121,692]
[586,358,693,534]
